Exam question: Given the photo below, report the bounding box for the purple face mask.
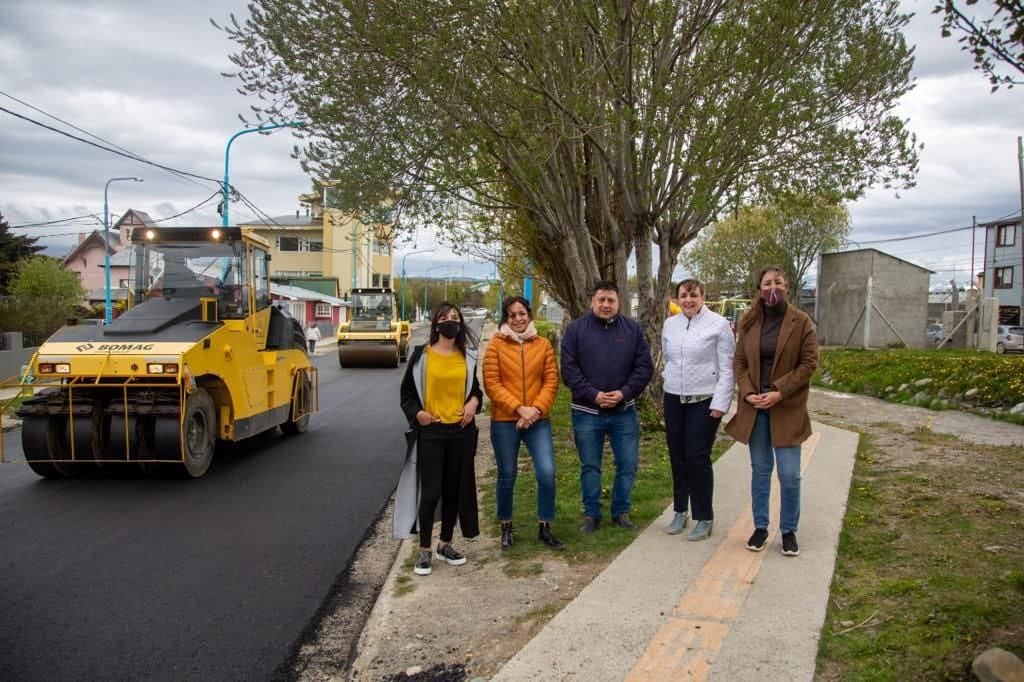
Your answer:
[760,288,784,306]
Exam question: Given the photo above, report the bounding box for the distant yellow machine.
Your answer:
[336,288,410,368]
[4,226,317,478]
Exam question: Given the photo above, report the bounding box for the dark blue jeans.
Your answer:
[571,406,639,519]
[490,419,556,522]
[663,394,721,521]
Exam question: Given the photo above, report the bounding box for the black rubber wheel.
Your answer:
[281,373,312,435]
[107,414,139,459]
[390,347,400,368]
[180,389,215,477]
[70,407,103,468]
[338,349,347,368]
[22,416,64,478]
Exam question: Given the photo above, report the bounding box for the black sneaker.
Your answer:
[435,543,467,566]
[611,513,637,530]
[501,522,514,550]
[414,550,432,576]
[746,528,769,552]
[579,516,600,534]
[538,522,565,550]
[781,532,800,556]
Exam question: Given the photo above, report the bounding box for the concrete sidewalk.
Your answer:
[493,420,859,681]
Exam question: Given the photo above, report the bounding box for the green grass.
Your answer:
[816,432,1024,680]
[815,348,1024,423]
[1,394,28,416]
[479,385,733,565]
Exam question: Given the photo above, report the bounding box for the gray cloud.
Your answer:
[2,0,1023,282]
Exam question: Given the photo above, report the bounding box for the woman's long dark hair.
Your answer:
[428,301,479,354]
[738,266,788,334]
[500,296,532,325]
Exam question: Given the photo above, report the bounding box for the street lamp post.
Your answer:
[222,121,305,228]
[104,176,143,324]
[400,250,431,321]
[423,265,455,320]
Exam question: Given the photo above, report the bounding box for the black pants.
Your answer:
[663,394,721,521]
[307,340,316,353]
[417,423,470,548]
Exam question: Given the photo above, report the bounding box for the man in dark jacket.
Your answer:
[561,280,653,533]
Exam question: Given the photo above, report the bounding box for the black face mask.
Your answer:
[436,320,461,339]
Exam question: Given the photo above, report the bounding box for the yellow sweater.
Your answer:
[424,346,467,424]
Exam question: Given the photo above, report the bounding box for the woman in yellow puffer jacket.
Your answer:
[483,296,563,550]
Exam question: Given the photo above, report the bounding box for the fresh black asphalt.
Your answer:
[0,341,417,681]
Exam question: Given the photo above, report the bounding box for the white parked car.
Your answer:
[995,325,1023,354]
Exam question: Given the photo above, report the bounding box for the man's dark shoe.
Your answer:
[538,522,565,550]
[579,516,600,534]
[435,543,467,566]
[746,528,769,552]
[781,532,800,557]
[611,513,637,530]
[500,522,514,550]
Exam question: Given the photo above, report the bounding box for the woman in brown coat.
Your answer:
[482,296,563,550]
[726,267,818,557]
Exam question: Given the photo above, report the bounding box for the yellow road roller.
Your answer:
[337,288,410,368]
[5,226,317,478]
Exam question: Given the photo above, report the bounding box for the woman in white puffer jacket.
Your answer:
[660,279,735,541]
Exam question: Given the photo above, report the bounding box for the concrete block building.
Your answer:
[817,249,933,349]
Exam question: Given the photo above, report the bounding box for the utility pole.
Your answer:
[1018,136,1024,321]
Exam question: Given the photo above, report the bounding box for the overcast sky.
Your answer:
[1,0,1021,286]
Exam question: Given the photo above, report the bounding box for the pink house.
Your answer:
[62,209,155,304]
[271,283,347,336]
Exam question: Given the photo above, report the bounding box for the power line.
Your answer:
[10,214,103,229]
[853,209,1021,246]
[0,105,223,187]
[0,90,212,191]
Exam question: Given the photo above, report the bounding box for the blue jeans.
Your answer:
[749,410,802,533]
[490,419,557,522]
[572,406,639,518]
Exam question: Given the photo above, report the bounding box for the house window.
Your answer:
[372,273,392,287]
[278,237,299,252]
[373,240,391,256]
[315,303,331,318]
[118,279,129,288]
[997,224,1017,247]
[995,266,1014,289]
[308,239,323,252]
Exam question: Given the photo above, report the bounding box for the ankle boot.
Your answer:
[500,521,514,550]
[538,522,565,550]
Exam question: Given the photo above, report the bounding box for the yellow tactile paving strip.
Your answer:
[625,432,822,682]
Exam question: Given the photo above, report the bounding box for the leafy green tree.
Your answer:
[934,0,1024,90]
[221,0,918,363]
[0,212,45,295]
[3,257,86,341]
[681,207,782,298]
[682,195,851,299]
